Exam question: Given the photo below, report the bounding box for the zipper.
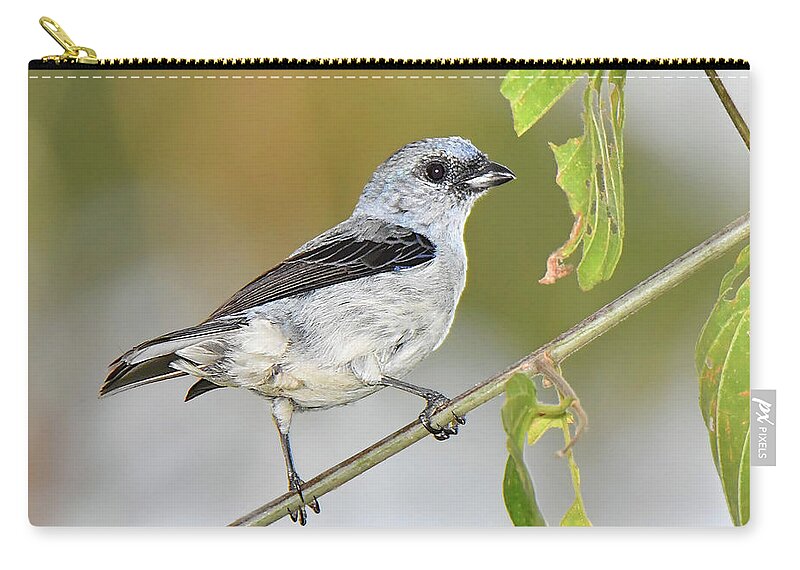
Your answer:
[38,17,99,65]
[31,16,749,70]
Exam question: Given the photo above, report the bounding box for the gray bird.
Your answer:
[100,136,515,524]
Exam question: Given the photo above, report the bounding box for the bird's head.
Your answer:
[354,137,515,235]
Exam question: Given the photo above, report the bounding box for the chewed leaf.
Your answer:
[549,137,592,217]
[608,70,627,165]
[501,70,585,136]
[696,246,750,526]
[539,70,627,290]
[578,72,625,289]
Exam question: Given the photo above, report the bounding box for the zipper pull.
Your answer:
[39,16,98,64]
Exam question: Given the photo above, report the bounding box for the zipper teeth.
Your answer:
[30,57,750,69]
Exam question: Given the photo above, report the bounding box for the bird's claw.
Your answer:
[287,473,320,526]
[419,393,466,440]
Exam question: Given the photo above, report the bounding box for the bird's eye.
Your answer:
[425,161,447,183]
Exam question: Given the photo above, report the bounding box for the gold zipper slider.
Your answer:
[39,16,98,64]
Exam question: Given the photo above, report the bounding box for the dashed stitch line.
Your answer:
[29,74,749,80]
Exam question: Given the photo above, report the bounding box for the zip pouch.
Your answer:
[29,17,751,527]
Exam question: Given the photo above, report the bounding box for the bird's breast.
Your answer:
[275,243,467,376]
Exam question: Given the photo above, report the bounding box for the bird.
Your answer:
[100,136,515,525]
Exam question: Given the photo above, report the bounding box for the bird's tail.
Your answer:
[100,319,242,398]
[100,354,186,397]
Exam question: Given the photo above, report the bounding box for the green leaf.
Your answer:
[696,245,750,526]
[548,136,593,220]
[559,416,592,526]
[539,71,627,290]
[503,455,547,526]
[719,244,750,295]
[501,374,546,526]
[577,71,625,289]
[602,71,626,280]
[527,414,566,446]
[561,498,592,526]
[501,374,591,526]
[501,70,585,136]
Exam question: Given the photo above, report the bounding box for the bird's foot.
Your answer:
[419,392,466,441]
[286,473,320,526]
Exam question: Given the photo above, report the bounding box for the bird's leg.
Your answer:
[378,376,465,440]
[277,429,321,524]
[271,398,320,526]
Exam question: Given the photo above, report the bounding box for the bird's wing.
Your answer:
[101,219,434,398]
[207,220,436,320]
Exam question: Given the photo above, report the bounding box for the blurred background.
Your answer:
[28,69,748,526]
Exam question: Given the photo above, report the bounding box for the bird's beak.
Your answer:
[464,161,516,191]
